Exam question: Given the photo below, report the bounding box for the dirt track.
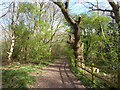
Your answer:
[34,59,87,88]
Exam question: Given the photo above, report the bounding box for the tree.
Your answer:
[5,2,20,64]
[0,2,67,64]
[52,0,84,67]
[86,0,120,87]
[79,13,117,65]
[86,0,120,60]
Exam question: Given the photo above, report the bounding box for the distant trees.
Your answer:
[1,2,66,64]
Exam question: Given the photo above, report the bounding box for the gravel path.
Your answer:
[34,59,87,88]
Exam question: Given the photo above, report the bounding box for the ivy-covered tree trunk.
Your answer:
[72,24,84,67]
[108,1,120,87]
[93,0,120,87]
[53,0,84,67]
[117,22,120,88]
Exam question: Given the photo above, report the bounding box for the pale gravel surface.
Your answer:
[33,59,88,89]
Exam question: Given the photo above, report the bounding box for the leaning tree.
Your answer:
[51,0,84,68]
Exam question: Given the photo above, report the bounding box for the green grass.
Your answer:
[2,60,57,88]
[2,69,35,88]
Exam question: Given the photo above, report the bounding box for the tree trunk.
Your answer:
[24,46,27,61]
[7,3,16,64]
[108,1,120,87]
[7,31,15,63]
[53,1,84,68]
[73,24,84,67]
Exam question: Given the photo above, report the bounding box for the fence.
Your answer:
[71,58,120,88]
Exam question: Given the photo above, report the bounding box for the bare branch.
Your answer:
[0,10,10,18]
[0,2,14,18]
[1,24,10,37]
[85,2,97,8]
[92,9,113,12]
[78,16,81,24]
[46,20,62,44]
[53,2,64,9]
[0,2,13,10]
[107,0,119,10]
[53,1,76,26]
[65,0,69,10]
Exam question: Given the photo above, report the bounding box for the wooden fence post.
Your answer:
[118,71,120,88]
[81,61,84,74]
[91,63,95,87]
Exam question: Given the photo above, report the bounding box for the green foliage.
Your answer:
[2,2,66,65]
[18,2,35,13]
[2,67,35,88]
[71,63,109,88]
[67,12,119,88]
[2,2,119,89]
[2,69,35,88]
[2,60,56,88]
[10,2,52,63]
[78,12,119,68]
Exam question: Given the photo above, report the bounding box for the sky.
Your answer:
[0,0,116,40]
[0,0,112,16]
[69,0,111,14]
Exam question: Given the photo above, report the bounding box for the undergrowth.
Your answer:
[2,60,57,88]
[71,65,109,89]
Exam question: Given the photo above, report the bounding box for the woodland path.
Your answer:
[33,59,88,89]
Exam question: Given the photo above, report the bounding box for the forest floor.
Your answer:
[33,58,88,88]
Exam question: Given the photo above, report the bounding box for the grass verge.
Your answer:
[2,60,57,88]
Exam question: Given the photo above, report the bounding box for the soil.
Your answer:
[33,59,88,89]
